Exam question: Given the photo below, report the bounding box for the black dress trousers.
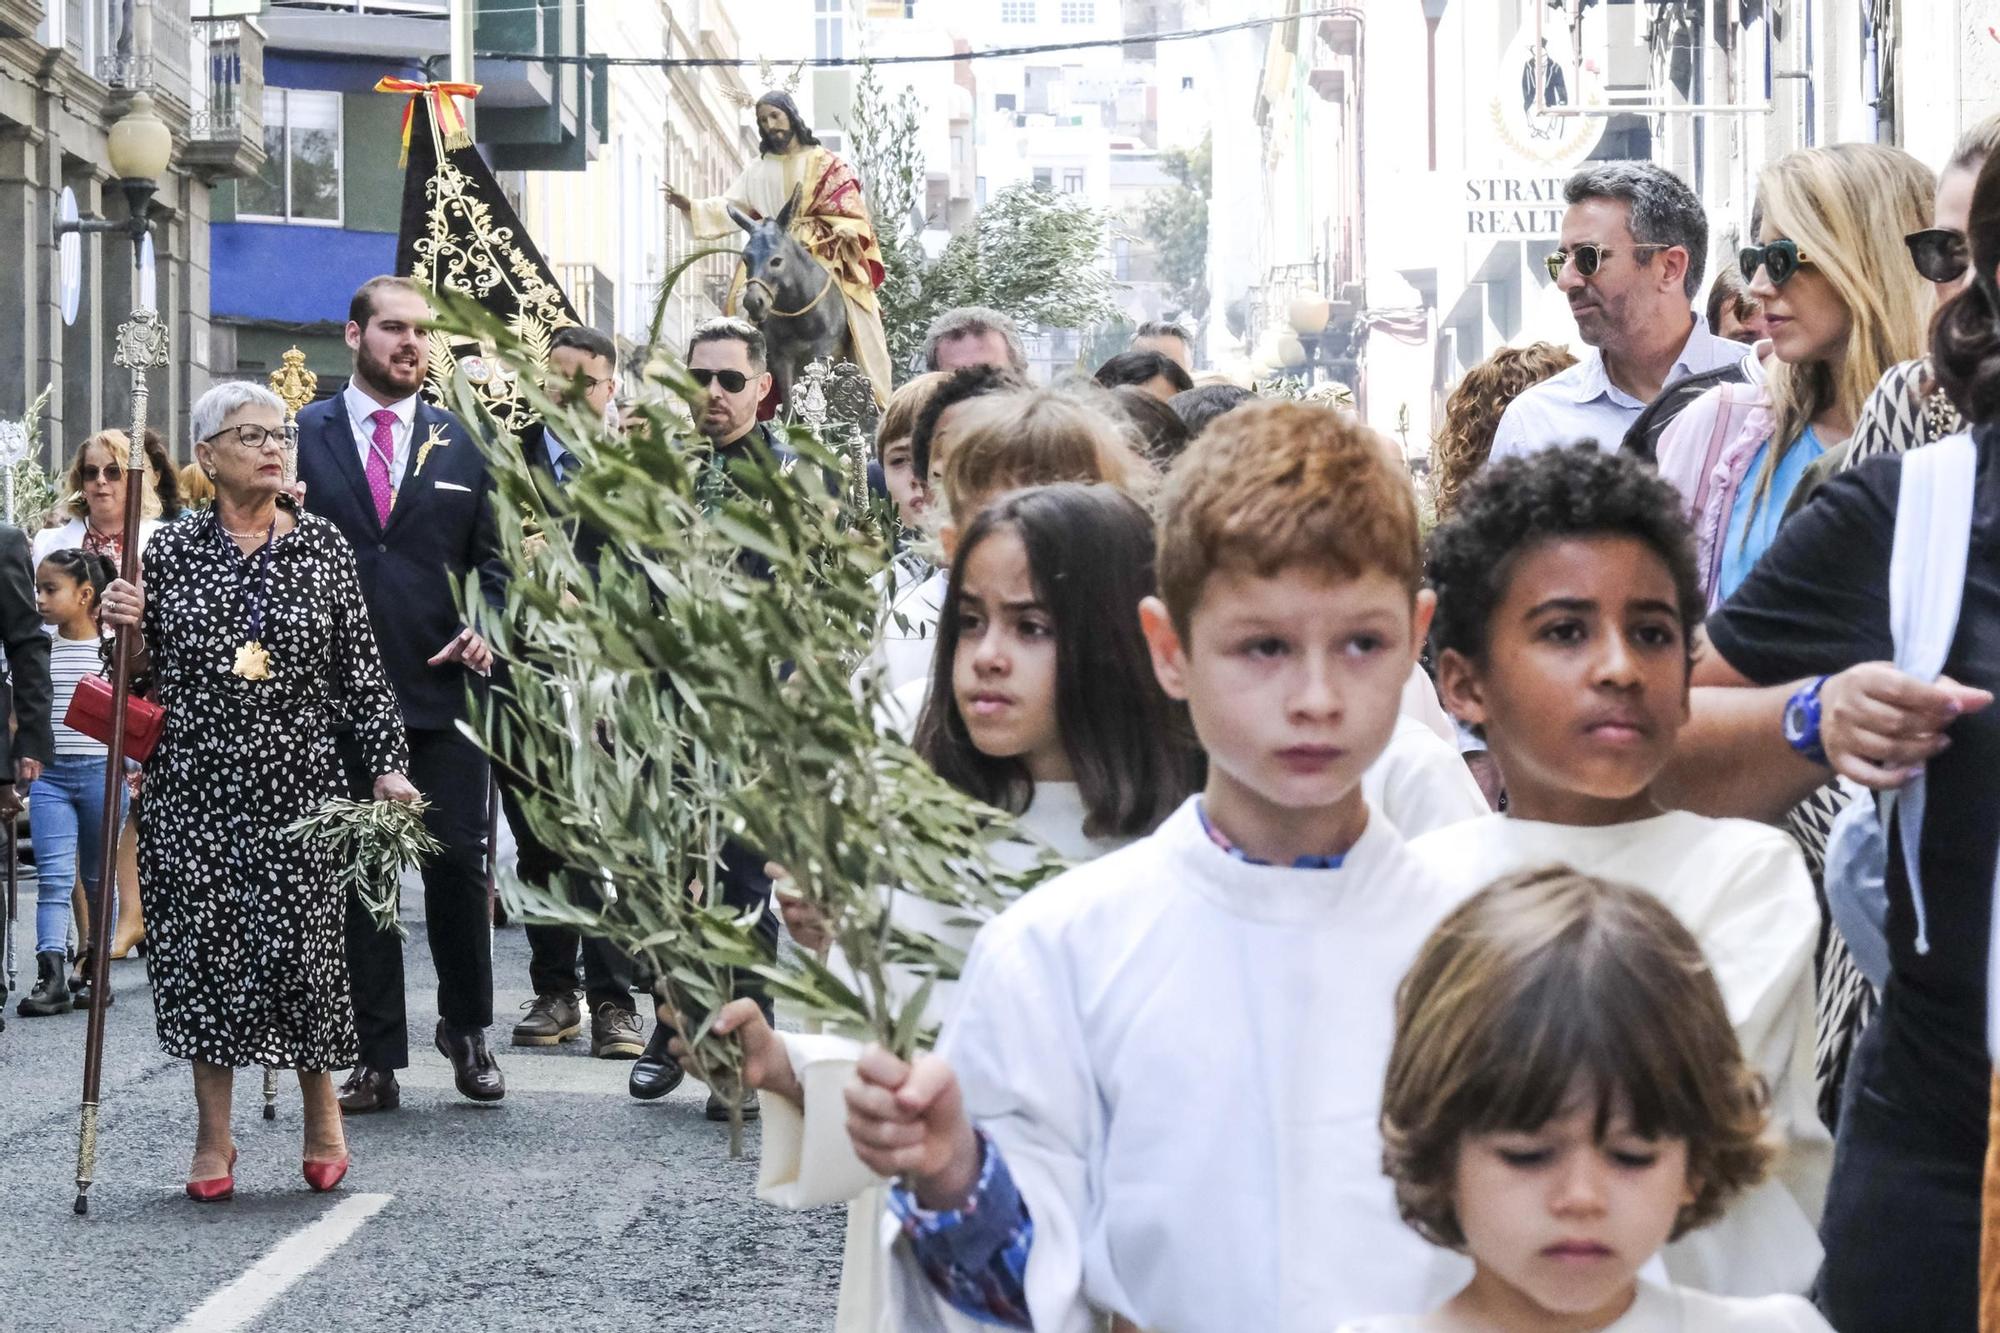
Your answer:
[341,725,494,1069]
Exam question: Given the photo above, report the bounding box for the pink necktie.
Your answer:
[366,409,396,526]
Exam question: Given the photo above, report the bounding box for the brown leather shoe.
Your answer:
[337,1065,401,1115]
[434,1023,506,1102]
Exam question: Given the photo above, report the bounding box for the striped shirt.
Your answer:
[49,634,107,757]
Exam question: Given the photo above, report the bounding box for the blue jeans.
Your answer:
[30,755,124,955]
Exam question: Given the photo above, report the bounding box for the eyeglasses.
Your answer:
[546,371,613,391]
[1905,227,1970,284]
[204,424,282,450]
[1738,238,1815,286]
[79,463,123,483]
[1544,243,1670,282]
[689,368,750,394]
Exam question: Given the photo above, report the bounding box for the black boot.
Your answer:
[68,948,110,1010]
[18,951,71,1017]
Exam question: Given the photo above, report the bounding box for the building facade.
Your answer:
[1,0,264,467]
[209,0,603,391]
[1227,0,2000,453]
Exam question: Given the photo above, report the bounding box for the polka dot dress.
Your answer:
[137,506,409,1071]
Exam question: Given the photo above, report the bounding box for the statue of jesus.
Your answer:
[666,91,893,405]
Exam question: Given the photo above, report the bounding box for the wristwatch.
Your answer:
[1783,675,1829,765]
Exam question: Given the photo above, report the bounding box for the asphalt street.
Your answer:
[0,867,845,1332]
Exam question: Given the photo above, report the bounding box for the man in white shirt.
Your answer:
[1490,163,1742,462]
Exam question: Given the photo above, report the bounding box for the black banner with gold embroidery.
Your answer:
[386,81,577,431]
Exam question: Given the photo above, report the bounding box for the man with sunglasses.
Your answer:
[625,316,798,1118]
[296,274,511,1115]
[1491,163,1742,465]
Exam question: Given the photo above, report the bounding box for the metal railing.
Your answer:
[189,17,253,141]
[555,262,616,336]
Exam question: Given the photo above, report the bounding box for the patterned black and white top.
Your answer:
[136,505,408,1070]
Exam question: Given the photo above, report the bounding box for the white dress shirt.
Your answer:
[1488,321,1743,463]
[343,381,418,492]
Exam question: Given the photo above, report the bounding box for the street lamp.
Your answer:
[1288,293,1333,382]
[58,90,173,275]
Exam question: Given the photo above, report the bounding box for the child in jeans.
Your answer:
[1340,866,1830,1333]
[17,548,121,1016]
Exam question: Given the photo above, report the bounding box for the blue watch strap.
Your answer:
[1784,675,1829,764]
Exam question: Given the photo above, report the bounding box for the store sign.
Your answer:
[1464,175,1569,237]
[1485,14,1608,172]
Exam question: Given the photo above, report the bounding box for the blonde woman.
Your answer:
[1655,144,1934,605]
[1430,342,1577,521]
[33,429,166,568]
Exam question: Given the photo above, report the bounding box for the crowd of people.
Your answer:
[0,117,1997,1333]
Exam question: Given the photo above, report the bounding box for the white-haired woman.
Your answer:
[33,428,166,568]
[99,381,418,1201]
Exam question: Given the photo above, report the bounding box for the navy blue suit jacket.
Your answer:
[296,393,504,731]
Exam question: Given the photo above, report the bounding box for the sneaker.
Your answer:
[589,1003,645,1060]
[510,992,582,1047]
[705,1084,761,1123]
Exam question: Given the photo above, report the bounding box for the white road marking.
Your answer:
[165,1192,392,1333]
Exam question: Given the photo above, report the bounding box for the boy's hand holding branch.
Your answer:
[845,1045,982,1211]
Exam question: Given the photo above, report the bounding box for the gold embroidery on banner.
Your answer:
[407,107,576,432]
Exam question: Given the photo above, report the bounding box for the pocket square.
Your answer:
[434,480,472,493]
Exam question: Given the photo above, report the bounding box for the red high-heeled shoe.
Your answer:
[302,1154,350,1193]
[186,1146,238,1202]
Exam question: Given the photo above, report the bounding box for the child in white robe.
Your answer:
[840,402,1476,1331]
[1411,445,1829,1297]
[699,484,1202,1330]
[1338,866,1831,1333]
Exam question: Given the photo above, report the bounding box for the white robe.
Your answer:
[1337,1277,1834,1333]
[1408,811,1831,1298]
[758,783,1129,1333]
[886,796,1473,1331]
[1359,714,1490,837]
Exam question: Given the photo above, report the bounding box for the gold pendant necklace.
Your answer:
[232,640,271,680]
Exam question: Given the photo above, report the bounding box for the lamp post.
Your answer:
[66,87,174,1218]
[1287,292,1332,384]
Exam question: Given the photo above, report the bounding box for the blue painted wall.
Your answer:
[212,222,397,323]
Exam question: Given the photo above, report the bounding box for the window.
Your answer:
[994,93,1017,111]
[238,88,342,224]
[815,0,843,61]
[1001,0,1036,22]
[1062,169,1084,193]
[1060,0,1094,21]
[1182,76,1194,90]
[1032,167,1053,190]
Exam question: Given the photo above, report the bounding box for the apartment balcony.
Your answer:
[184,16,266,182]
[556,261,614,337]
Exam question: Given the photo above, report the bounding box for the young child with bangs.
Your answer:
[840,402,1475,1331]
[1340,867,1831,1333]
[1413,446,1827,1298]
[872,387,1155,737]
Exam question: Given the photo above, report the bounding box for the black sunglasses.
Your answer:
[1905,228,1970,284]
[1545,242,1669,282]
[79,463,123,483]
[689,368,750,394]
[1739,238,1814,286]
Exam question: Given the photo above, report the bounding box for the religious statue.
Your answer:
[666,90,892,412]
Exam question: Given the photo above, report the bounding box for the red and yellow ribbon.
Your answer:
[374,78,481,165]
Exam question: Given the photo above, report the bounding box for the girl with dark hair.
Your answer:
[16,548,121,1017]
[1662,145,2000,1333]
[911,482,1201,843]
[695,483,1201,1327]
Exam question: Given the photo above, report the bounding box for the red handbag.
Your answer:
[64,674,166,763]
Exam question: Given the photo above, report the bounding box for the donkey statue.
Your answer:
[727,187,851,415]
